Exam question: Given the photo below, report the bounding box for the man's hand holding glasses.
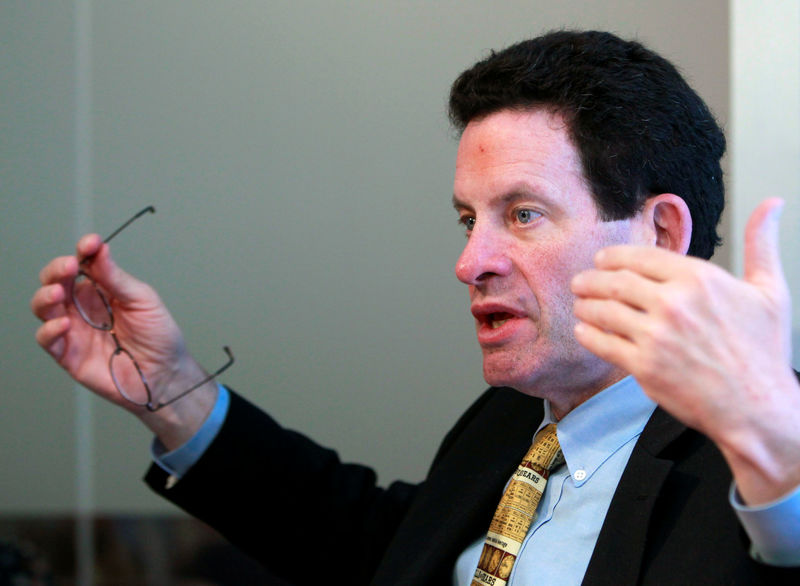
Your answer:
[31,207,233,449]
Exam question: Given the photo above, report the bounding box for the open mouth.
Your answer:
[488,312,515,329]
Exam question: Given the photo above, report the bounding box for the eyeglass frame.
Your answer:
[71,205,234,412]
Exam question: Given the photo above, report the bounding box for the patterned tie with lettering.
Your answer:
[471,423,564,586]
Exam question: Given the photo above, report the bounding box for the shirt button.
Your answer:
[574,469,587,481]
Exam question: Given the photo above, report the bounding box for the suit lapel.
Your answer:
[582,407,688,586]
[371,388,543,585]
[374,395,693,585]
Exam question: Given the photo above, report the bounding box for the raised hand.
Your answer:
[32,228,218,447]
[571,198,800,504]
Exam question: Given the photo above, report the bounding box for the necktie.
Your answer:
[471,423,564,586]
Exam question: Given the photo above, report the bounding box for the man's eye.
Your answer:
[515,209,541,224]
[460,216,476,232]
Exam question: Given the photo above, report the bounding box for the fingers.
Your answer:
[592,245,701,281]
[37,232,104,287]
[573,297,644,338]
[81,240,152,305]
[38,255,79,287]
[573,321,636,372]
[571,268,658,311]
[743,198,792,359]
[34,316,70,360]
[30,283,68,321]
[75,233,104,263]
[33,258,79,363]
[32,234,111,333]
[744,198,786,288]
[33,253,81,323]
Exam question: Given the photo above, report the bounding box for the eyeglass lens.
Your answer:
[72,272,114,330]
[109,347,151,406]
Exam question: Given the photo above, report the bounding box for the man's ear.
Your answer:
[638,194,692,254]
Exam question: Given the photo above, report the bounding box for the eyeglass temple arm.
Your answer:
[103,206,156,244]
[147,345,235,412]
[78,206,157,267]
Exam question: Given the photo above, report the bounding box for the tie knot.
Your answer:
[525,423,564,471]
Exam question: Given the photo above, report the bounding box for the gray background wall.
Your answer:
[2,0,795,516]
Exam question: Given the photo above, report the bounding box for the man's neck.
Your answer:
[525,369,631,421]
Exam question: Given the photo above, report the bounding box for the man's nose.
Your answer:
[455,226,512,285]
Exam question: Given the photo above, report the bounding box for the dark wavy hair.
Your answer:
[448,30,725,259]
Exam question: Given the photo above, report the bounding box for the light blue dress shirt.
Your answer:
[454,375,656,585]
[152,378,800,579]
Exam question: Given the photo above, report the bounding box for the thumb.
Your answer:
[743,198,786,288]
[84,242,153,305]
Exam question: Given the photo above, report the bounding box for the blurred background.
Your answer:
[2,1,798,583]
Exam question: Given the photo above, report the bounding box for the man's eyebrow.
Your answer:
[452,189,552,211]
[452,195,472,211]
[499,190,544,206]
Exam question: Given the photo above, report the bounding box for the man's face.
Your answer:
[453,109,644,410]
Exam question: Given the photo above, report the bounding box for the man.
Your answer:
[32,30,800,584]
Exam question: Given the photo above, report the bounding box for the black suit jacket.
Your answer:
[146,387,799,584]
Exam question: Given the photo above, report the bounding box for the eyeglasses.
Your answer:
[71,206,234,411]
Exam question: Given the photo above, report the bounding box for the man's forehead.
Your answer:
[456,110,579,170]
[453,110,589,200]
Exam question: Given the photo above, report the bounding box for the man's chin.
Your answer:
[481,359,529,390]
[479,347,581,394]
[478,337,543,389]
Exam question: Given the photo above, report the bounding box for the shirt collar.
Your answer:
[540,376,656,486]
